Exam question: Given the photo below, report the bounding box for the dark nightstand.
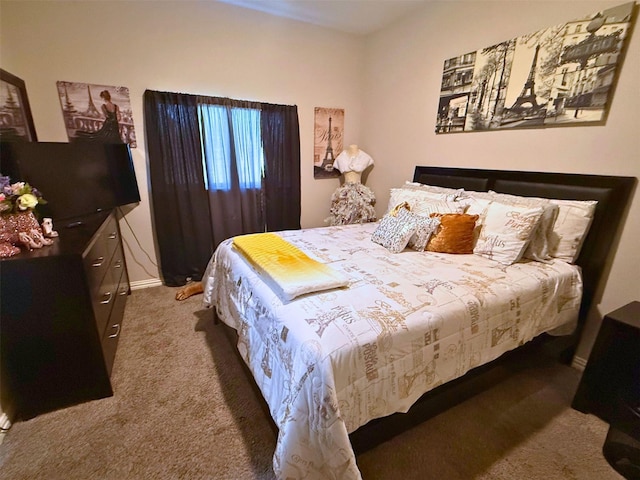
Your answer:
[572,301,640,479]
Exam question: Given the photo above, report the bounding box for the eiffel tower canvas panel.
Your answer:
[435,1,635,134]
[314,107,344,179]
[56,81,137,147]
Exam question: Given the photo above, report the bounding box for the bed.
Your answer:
[202,166,635,480]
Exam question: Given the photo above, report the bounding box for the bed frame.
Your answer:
[217,165,637,455]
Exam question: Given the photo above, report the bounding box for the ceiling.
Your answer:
[216,0,428,35]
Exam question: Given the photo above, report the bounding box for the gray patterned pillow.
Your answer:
[371,204,418,253]
[371,204,442,253]
[401,209,441,252]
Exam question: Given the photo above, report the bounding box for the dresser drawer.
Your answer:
[92,265,118,337]
[109,245,126,289]
[83,213,120,293]
[101,268,129,376]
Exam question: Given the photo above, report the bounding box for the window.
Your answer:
[198,103,264,191]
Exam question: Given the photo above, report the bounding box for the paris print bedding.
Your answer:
[202,222,582,480]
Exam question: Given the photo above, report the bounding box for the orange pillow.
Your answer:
[426,213,479,254]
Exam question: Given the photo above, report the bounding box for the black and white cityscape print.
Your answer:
[436,1,635,134]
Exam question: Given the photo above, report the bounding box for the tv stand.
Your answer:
[0,210,130,421]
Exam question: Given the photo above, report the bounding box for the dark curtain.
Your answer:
[261,103,301,231]
[143,90,213,286]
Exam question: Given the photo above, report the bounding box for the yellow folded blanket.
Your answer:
[233,232,349,301]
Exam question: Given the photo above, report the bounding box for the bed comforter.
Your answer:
[202,222,582,480]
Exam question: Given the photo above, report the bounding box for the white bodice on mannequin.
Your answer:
[333,145,374,177]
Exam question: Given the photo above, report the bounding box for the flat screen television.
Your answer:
[0,141,140,225]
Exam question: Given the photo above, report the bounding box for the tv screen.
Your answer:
[0,141,140,224]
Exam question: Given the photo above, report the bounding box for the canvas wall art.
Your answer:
[0,69,37,142]
[314,107,344,179]
[57,81,137,147]
[435,2,635,134]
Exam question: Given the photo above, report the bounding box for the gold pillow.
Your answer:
[426,213,479,254]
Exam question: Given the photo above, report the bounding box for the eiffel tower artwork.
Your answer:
[508,44,543,114]
[321,116,336,171]
[83,85,101,118]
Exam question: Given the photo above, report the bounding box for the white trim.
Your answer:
[0,412,11,445]
[571,355,587,371]
[130,278,163,290]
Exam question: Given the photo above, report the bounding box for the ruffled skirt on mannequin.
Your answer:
[325,182,377,226]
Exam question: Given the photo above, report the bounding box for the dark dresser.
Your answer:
[0,210,129,421]
[572,302,640,479]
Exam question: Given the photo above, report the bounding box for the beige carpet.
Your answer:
[0,285,623,479]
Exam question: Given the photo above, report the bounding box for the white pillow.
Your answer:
[548,199,597,263]
[456,192,493,217]
[474,202,544,265]
[403,181,465,201]
[411,198,467,217]
[387,188,466,216]
[481,191,557,263]
[523,203,559,262]
[387,188,435,213]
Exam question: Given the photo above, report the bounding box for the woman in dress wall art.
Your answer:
[56,81,137,147]
[74,90,123,143]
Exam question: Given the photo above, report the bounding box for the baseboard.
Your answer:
[0,412,12,445]
[130,278,163,290]
[571,355,587,371]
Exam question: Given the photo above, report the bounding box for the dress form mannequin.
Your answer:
[325,144,376,226]
[343,171,361,184]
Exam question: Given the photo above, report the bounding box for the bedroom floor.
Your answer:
[0,285,623,479]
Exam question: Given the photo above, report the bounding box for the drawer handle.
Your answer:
[118,286,128,296]
[108,232,118,240]
[113,260,123,269]
[92,256,105,267]
[100,291,113,304]
[108,323,121,338]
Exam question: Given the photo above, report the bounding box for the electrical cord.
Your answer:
[117,207,159,278]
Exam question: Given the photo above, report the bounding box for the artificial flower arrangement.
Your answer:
[0,174,56,258]
[0,175,47,214]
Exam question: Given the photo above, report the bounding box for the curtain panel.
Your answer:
[143,90,214,287]
[262,103,301,231]
[144,90,301,287]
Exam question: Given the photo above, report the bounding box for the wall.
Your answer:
[0,0,366,287]
[362,0,640,363]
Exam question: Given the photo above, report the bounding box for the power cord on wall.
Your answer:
[117,207,159,279]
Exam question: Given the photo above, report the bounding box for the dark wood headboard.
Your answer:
[413,166,636,325]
